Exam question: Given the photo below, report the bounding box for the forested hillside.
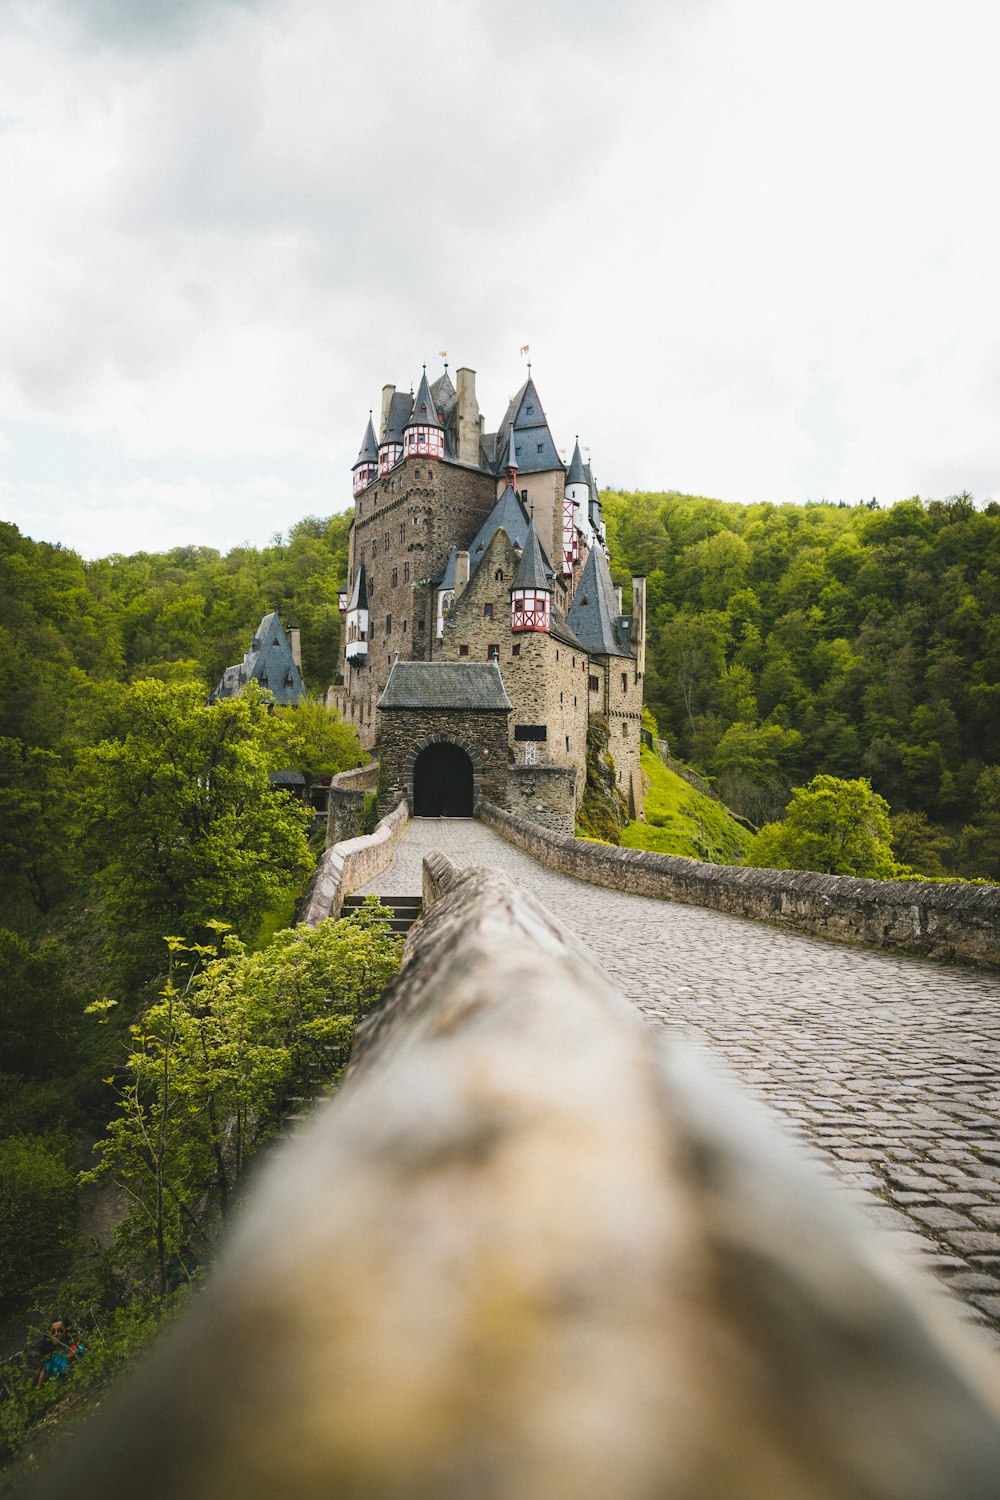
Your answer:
[603,490,1000,874]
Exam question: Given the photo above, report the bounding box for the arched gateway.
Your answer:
[412,741,474,818]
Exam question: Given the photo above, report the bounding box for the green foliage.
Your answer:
[82,679,312,982]
[0,740,78,921]
[890,811,957,878]
[621,747,749,862]
[576,714,628,843]
[0,932,83,1079]
[84,913,401,1290]
[601,489,1000,859]
[0,1135,76,1310]
[744,775,898,878]
[959,766,1000,880]
[361,791,380,836]
[266,698,366,792]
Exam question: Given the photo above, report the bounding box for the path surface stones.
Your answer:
[355,818,1000,1345]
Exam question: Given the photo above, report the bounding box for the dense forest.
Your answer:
[603,490,1000,876]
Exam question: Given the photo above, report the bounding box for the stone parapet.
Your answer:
[39,850,1000,1498]
[324,761,379,847]
[299,797,408,925]
[479,800,1000,968]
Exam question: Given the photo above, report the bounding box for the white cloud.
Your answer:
[0,0,997,558]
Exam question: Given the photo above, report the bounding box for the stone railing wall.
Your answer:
[480,800,1000,968]
[298,797,408,925]
[325,761,379,847]
[32,854,1000,1499]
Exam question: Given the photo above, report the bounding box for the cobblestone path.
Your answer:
[356,818,1000,1343]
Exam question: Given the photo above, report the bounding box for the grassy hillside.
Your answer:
[620,746,749,863]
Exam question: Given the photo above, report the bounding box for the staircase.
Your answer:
[340,892,423,938]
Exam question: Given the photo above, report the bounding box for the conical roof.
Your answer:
[354,415,378,467]
[406,369,442,428]
[496,377,562,473]
[439,545,458,591]
[566,545,631,658]
[501,427,518,473]
[347,562,369,613]
[566,437,586,487]
[513,517,550,592]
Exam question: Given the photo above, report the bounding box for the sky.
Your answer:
[1,0,998,558]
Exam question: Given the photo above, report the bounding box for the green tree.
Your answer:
[959,766,1000,880]
[744,775,898,878]
[0,738,77,920]
[267,698,366,799]
[0,931,83,1078]
[890,811,956,878]
[83,680,312,981]
[0,1134,76,1310]
[85,912,401,1291]
[713,721,802,824]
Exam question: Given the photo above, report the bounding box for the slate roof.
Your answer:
[513,517,550,592]
[407,370,442,428]
[438,545,459,591]
[467,483,533,573]
[496,378,564,474]
[382,391,413,444]
[354,415,378,466]
[377,661,512,712]
[430,369,456,424]
[550,607,586,652]
[566,548,632,659]
[210,610,307,705]
[347,563,368,613]
[501,426,518,473]
[566,437,586,487]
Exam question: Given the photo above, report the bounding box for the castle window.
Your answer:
[573,695,577,706]
[621,672,627,692]
[417,618,424,630]
[414,469,420,479]
[371,537,377,555]
[526,405,534,415]
[399,522,405,543]
[459,644,469,657]
[622,722,628,736]
[512,644,521,657]
[589,675,599,691]
[391,567,398,587]
[403,561,410,583]
[566,736,570,753]
[560,692,563,704]
[494,568,504,582]
[483,602,493,618]
[572,657,575,668]
[402,619,407,633]
[260,673,268,688]
[555,650,559,661]
[487,644,499,661]
[537,443,543,454]
[386,614,392,635]
[384,531,390,549]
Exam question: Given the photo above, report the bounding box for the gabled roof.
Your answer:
[347,563,368,613]
[513,517,550,592]
[406,369,442,428]
[378,661,512,712]
[566,437,586,487]
[382,391,413,444]
[210,610,307,706]
[566,547,632,659]
[467,483,533,573]
[496,377,563,474]
[354,415,378,467]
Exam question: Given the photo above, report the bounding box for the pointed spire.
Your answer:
[513,517,550,593]
[354,413,378,467]
[406,367,442,428]
[566,546,630,657]
[502,426,518,480]
[566,436,586,487]
[347,562,368,614]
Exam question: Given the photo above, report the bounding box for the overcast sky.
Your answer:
[2,0,998,558]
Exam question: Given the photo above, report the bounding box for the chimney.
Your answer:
[455,368,480,466]
[631,577,646,677]
[289,628,302,671]
[380,384,395,440]
[614,585,623,615]
[455,551,470,597]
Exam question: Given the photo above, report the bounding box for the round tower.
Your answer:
[510,517,552,633]
[352,413,379,498]
[564,436,591,569]
[403,367,445,459]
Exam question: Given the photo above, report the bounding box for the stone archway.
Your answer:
[412,741,475,817]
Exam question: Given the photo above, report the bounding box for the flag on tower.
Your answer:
[520,344,529,356]
[439,350,447,358]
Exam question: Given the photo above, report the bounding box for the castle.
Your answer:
[327,363,646,833]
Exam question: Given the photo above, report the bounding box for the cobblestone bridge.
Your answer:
[356,817,1000,1345]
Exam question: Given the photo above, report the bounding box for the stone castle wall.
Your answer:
[479,800,1000,968]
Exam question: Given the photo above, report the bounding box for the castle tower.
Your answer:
[352,414,379,498]
[564,436,589,573]
[404,368,445,460]
[344,563,370,667]
[510,517,552,633]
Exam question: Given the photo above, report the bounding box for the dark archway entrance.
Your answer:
[413,741,474,817]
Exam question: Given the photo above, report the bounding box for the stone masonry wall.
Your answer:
[377,706,510,812]
[325,762,379,847]
[480,800,1000,968]
[299,796,408,925]
[440,530,589,791]
[505,764,576,833]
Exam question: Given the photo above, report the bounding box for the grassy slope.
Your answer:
[620,746,748,864]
